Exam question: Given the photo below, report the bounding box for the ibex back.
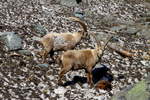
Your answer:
[58,35,112,87]
[37,17,87,62]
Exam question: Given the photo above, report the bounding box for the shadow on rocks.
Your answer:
[62,64,113,90]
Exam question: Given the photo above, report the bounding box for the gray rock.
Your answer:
[54,86,67,95]
[74,12,85,19]
[146,73,150,92]
[141,28,150,39]
[143,2,150,10]
[32,24,47,36]
[32,36,41,41]
[74,7,85,19]
[37,63,49,68]
[82,83,89,88]
[122,20,135,26]
[60,0,78,7]
[100,15,118,26]
[122,27,140,35]
[111,36,120,43]
[0,32,22,51]
[94,32,112,42]
[112,74,150,100]
[18,50,32,56]
[110,25,126,32]
[140,11,150,17]
[138,17,150,23]
[145,22,150,25]
[140,60,150,67]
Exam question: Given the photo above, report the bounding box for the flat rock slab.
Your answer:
[110,25,126,32]
[121,27,140,35]
[37,63,49,68]
[0,32,22,51]
[18,50,32,56]
[112,74,150,100]
[60,0,78,7]
[32,24,47,36]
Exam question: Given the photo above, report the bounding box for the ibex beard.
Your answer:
[35,17,87,63]
[58,47,102,87]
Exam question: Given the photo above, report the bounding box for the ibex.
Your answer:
[37,17,87,62]
[58,34,112,87]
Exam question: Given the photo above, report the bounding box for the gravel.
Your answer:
[0,0,150,100]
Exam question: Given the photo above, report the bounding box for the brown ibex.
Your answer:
[58,34,112,87]
[37,17,87,62]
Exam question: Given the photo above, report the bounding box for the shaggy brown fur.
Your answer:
[58,35,113,87]
[37,17,87,62]
[58,45,102,86]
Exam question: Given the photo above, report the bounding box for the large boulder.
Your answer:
[112,74,150,100]
[0,32,22,51]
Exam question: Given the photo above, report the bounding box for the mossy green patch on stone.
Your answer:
[112,80,150,100]
[126,80,149,100]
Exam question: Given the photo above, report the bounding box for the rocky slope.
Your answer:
[0,0,150,100]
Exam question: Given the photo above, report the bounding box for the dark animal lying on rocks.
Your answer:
[36,17,87,62]
[58,35,113,87]
[92,65,113,90]
[62,64,113,90]
[92,64,112,84]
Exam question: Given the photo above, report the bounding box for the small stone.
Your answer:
[82,83,89,88]
[75,84,82,89]
[140,11,150,17]
[51,92,56,98]
[94,32,111,42]
[18,50,32,56]
[54,87,67,95]
[141,28,150,39]
[84,89,95,99]
[112,70,118,75]
[40,94,45,99]
[32,36,41,41]
[47,75,54,80]
[140,60,149,66]
[93,95,105,100]
[110,25,126,32]
[60,0,78,7]
[134,78,139,83]
[111,36,120,43]
[147,40,150,44]
[37,63,49,68]
[74,12,85,19]
[128,78,132,83]
[32,24,47,36]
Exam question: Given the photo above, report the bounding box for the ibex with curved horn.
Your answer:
[36,17,87,62]
[58,34,112,87]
